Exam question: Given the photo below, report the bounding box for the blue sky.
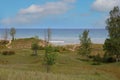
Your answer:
[0,0,120,29]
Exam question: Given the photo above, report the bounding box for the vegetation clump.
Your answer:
[78,30,92,57]
[44,45,57,72]
[1,50,15,55]
[31,42,40,56]
[0,40,9,45]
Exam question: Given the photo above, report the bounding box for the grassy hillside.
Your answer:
[0,38,120,80]
[10,38,45,49]
[0,48,120,80]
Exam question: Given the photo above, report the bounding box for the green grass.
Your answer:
[0,68,118,80]
[0,48,120,80]
[0,38,120,80]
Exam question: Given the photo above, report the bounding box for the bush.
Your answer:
[38,45,45,50]
[53,46,67,52]
[93,54,102,62]
[88,55,94,58]
[91,62,101,65]
[102,54,116,63]
[91,54,102,65]
[2,50,15,55]
[0,40,9,45]
[0,45,7,49]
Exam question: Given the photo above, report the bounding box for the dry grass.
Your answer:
[91,44,104,56]
[0,68,118,80]
[10,38,44,49]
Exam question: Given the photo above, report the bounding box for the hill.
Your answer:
[0,38,120,80]
[9,38,45,49]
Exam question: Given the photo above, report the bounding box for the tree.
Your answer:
[10,27,16,41]
[44,45,57,72]
[78,30,92,57]
[104,6,120,62]
[44,28,57,73]
[31,42,39,56]
[4,28,8,41]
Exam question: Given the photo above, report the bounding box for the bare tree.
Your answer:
[4,28,8,41]
[10,27,16,41]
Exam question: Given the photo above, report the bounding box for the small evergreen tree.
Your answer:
[104,6,120,62]
[78,30,92,57]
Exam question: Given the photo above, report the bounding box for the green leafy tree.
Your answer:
[104,6,120,62]
[44,29,57,73]
[44,45,57,73]
[10,27,16,41]
[31,42,39,56]
[78,30,92,57]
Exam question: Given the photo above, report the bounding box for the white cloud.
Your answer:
[62,0,76,3]
[92,0,120,12]
[1,0,76,25]
[19,2,69,15]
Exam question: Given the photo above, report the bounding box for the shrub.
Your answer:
[31,42,39,56]
[91,62,101,65]
[53,46,68,52]
[102,53,116,63]
[38,45,45,50]
[53,46,61,52]
[93,54,102,62]
[0,40,9,45]
[88,55,94,59]
[2,50,15,55]
[91,54,102,65]
[0,45,7,49]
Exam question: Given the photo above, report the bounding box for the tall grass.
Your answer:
[0,68,118,80]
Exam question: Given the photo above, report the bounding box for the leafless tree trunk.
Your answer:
[4,28,8,41]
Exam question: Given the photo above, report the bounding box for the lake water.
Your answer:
[0,29,108,45]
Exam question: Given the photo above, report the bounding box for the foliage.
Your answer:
[31,42,39,56]
[93,54,101,62]
[103,39,120,56]
[0,40,9,45]
[31,42,39,50]
[106,7,120,39]
[46,52,57,65]
[78,30,92,56]
[1,50,15,55]
[53,46,67,52]
[92,54,102,65]
[38,45,45,50]
[44,45,57,72]
[104,6,120,62]
[102,53,116,63]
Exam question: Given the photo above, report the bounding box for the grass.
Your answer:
[0,38,120,80]
[0,49,119,80]
[10,38,44,49]
[0,68,118,80]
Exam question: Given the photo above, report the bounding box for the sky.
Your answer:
[0,0,120,29]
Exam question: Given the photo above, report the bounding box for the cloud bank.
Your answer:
[92,0,120,12]
[1,0,76,25]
